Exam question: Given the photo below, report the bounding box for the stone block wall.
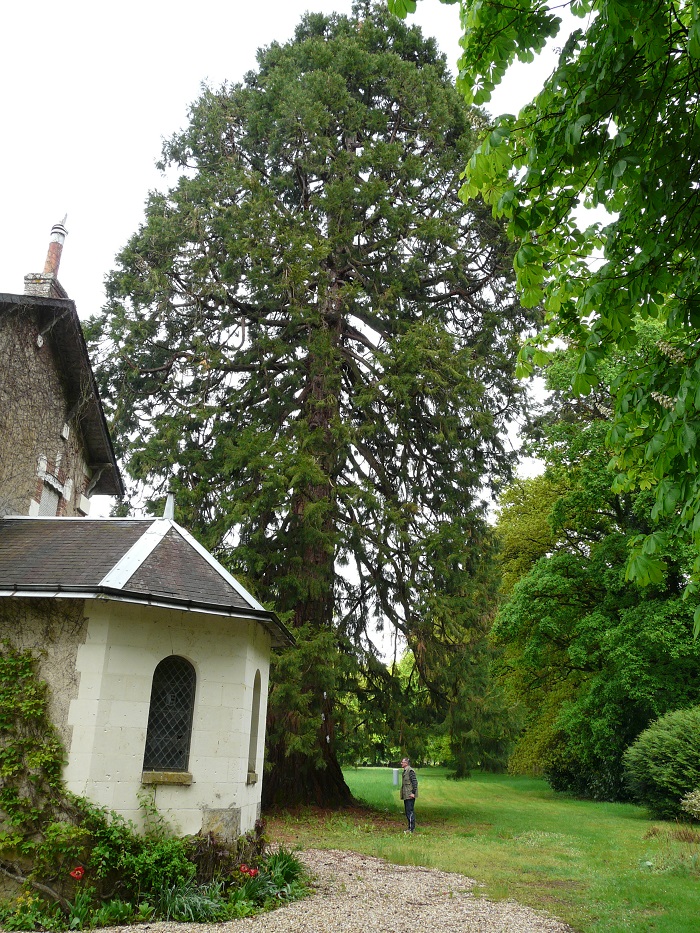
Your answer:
[64,600,271,838]
[0,598,87,751]
[0,305,93,517]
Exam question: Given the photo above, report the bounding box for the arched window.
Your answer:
[143,656,196,772]
[247,670,262,779]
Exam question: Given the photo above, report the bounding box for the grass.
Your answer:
[265,767,700,933]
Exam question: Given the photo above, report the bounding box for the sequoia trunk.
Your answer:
[261,292,354,808]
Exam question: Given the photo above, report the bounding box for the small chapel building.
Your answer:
[0,222,291,839]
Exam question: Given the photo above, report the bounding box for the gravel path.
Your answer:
[117,849,577,933]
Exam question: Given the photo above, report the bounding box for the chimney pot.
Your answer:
[25,217,70,298]
[43,216,68,277]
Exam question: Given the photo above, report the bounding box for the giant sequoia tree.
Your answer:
[91,4,534,805]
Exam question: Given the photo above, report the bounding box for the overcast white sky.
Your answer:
[1,0,565,317]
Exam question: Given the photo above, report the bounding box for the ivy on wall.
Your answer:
[0,641,76,908]
[0,642,66,835]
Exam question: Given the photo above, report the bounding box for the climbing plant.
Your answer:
[0,642,309,929]
[0,643,66,848]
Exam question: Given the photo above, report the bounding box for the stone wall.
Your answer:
[0,305,92,517]
[0,598,87,751]
[64,600,271,839]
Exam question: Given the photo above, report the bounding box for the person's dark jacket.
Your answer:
[400,765,418,800]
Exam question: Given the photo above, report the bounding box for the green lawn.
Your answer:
[266,767,700,933]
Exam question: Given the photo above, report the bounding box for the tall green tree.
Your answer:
[390,0,700,599]
[494,348,700,800]
[496,472,564,596]
[338,642,515,774]
[90,3,534,806]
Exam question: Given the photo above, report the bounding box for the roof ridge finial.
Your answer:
[163,491,175,520]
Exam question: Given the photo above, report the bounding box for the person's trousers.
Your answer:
[403,797,415,832]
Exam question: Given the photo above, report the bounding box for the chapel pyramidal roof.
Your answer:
[0,516,292,647]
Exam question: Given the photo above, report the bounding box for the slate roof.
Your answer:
[128,531,251,606]
[0,518,145,585]
[0,517,292,647]
[0,293,123,496]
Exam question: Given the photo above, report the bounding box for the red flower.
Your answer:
[239,864,249,874]
[69,866,85,880]
[249,868,259,878]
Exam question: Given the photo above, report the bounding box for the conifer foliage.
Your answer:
[91,3,534,805]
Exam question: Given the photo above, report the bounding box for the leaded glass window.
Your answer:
[143,656,196,771]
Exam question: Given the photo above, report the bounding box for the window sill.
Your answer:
[141,770,193,786]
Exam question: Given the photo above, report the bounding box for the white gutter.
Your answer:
[3,586,276,623]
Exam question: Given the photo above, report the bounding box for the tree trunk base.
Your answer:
[261,749,355,809]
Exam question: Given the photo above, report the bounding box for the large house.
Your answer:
[0,219,122,518]
[0,223,291,839]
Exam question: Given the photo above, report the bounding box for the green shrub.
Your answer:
[264,846,305,885]
[66,888,96,930]
[681,788,700,821]
[0,893,65,932]
[224,887,257,918]
[236,847,308,908]
[135,901,156,922]
[237,870,276,906]
[61,794,197,901]
[0,842,309,929]
[623,705,700,818]
[157,879,228,922]
[91,899,134,928]
[30,820,91,883]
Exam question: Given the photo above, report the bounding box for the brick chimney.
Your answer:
[24,217,70,299]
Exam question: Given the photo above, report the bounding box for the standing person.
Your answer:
[400,757,418,833]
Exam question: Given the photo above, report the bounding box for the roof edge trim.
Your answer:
[1,516,154,522]
[0,586,294,646]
